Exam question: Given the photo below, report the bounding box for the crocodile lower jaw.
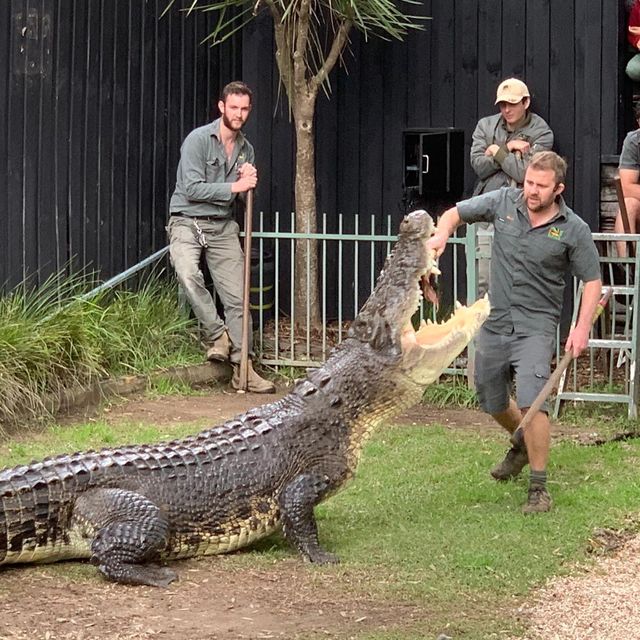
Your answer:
[400,294,491,385]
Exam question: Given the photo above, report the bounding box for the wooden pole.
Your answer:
[237,190,254,392]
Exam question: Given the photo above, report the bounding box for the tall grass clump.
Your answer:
[422,375,478,408]
[0,270,198,428]
[94,275,199,374]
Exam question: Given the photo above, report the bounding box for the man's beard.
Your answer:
[222,113,244,131]
[526,195,555,213]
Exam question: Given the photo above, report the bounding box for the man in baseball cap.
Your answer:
[469,77,554,296]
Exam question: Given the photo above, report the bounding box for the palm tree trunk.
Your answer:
[293,96,320,329]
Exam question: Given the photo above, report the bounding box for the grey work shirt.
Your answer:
[470,112,554,195]
[619,129,640,171]
[169,118,255,218]
[457,187,601,336]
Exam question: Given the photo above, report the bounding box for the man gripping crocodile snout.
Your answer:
[427,150,602,514]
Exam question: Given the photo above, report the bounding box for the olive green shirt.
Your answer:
[619,128,640,170]
[169,118,255,218]
[457,187,601,336]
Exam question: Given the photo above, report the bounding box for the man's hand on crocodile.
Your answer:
[426,231,449,259]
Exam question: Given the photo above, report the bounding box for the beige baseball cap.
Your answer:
[495,78,530,104]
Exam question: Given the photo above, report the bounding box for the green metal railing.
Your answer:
[248,211,473,374]
[87,218,639,415]
[553,233,640,419]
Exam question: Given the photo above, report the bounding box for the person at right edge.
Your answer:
[613,101,640,258]
[427,151,602,514]
[470,78,554,296]
[625,0,640,82]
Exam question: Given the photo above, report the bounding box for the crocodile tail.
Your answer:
[0,453,99,564]
[0,485,66,564]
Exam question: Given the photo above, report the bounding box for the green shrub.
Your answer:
[0,270,199,428]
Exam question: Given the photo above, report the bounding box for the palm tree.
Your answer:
[169,0,424,327]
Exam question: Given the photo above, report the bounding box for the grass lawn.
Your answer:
[321,423,640,637]
[0,410,639,639]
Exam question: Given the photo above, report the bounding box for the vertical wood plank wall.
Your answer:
[244,0,628,234]
[0,0,240,290]
[0,0,630,294]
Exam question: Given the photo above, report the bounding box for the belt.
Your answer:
[171,213,225,222]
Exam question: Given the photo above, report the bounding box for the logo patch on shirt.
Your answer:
[548,227,563,240]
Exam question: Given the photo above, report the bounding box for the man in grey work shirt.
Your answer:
[168,80,275,393]
[427,151,602,514]
[614,103,640,257]
[470,78,554,296]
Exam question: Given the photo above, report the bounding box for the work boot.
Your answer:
[205,331,230,363]
[522,486,553,514]
[490,428,529,481]
[232,361,276,394]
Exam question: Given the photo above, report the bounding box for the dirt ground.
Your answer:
[0,385,628,640]
[0,556,423,640]
[91,386,497,433]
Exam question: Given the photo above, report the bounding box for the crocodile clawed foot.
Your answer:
[134,564,178,588]
[307,550,340,565]
[98,562,178,588]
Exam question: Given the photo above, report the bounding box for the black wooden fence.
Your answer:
[240,0,629,319]
[244,0,628,234]
[0,0,631,298]
[0,0,240,291]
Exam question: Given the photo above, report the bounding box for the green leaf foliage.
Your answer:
[0,271,199,429]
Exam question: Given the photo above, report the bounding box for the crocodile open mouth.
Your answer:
[420,272,439,308]
[401,248,490,355]
[413,297,490,347]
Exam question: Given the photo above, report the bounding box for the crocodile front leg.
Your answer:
[279,473,338,565]
[73,488,175,587]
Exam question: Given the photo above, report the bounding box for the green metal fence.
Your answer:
[552,233,640,419]
[247,211,474,374]
[82,217,639,414]
[249,221,640,418]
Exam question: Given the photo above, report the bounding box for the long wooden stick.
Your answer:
[517,287,613,431]
[238,190,254,391]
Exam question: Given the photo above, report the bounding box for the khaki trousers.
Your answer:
[167,216,252,363]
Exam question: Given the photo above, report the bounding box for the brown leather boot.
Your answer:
[205,331,230,362]
[490,427,529,481]
[232,361,276,394]
[522,486,553,514]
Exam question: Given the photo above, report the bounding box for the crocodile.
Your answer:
[0,210,489,587]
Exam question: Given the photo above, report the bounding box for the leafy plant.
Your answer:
[270,364,308,384]
[422,376,478,408]
[0,270,201,430]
